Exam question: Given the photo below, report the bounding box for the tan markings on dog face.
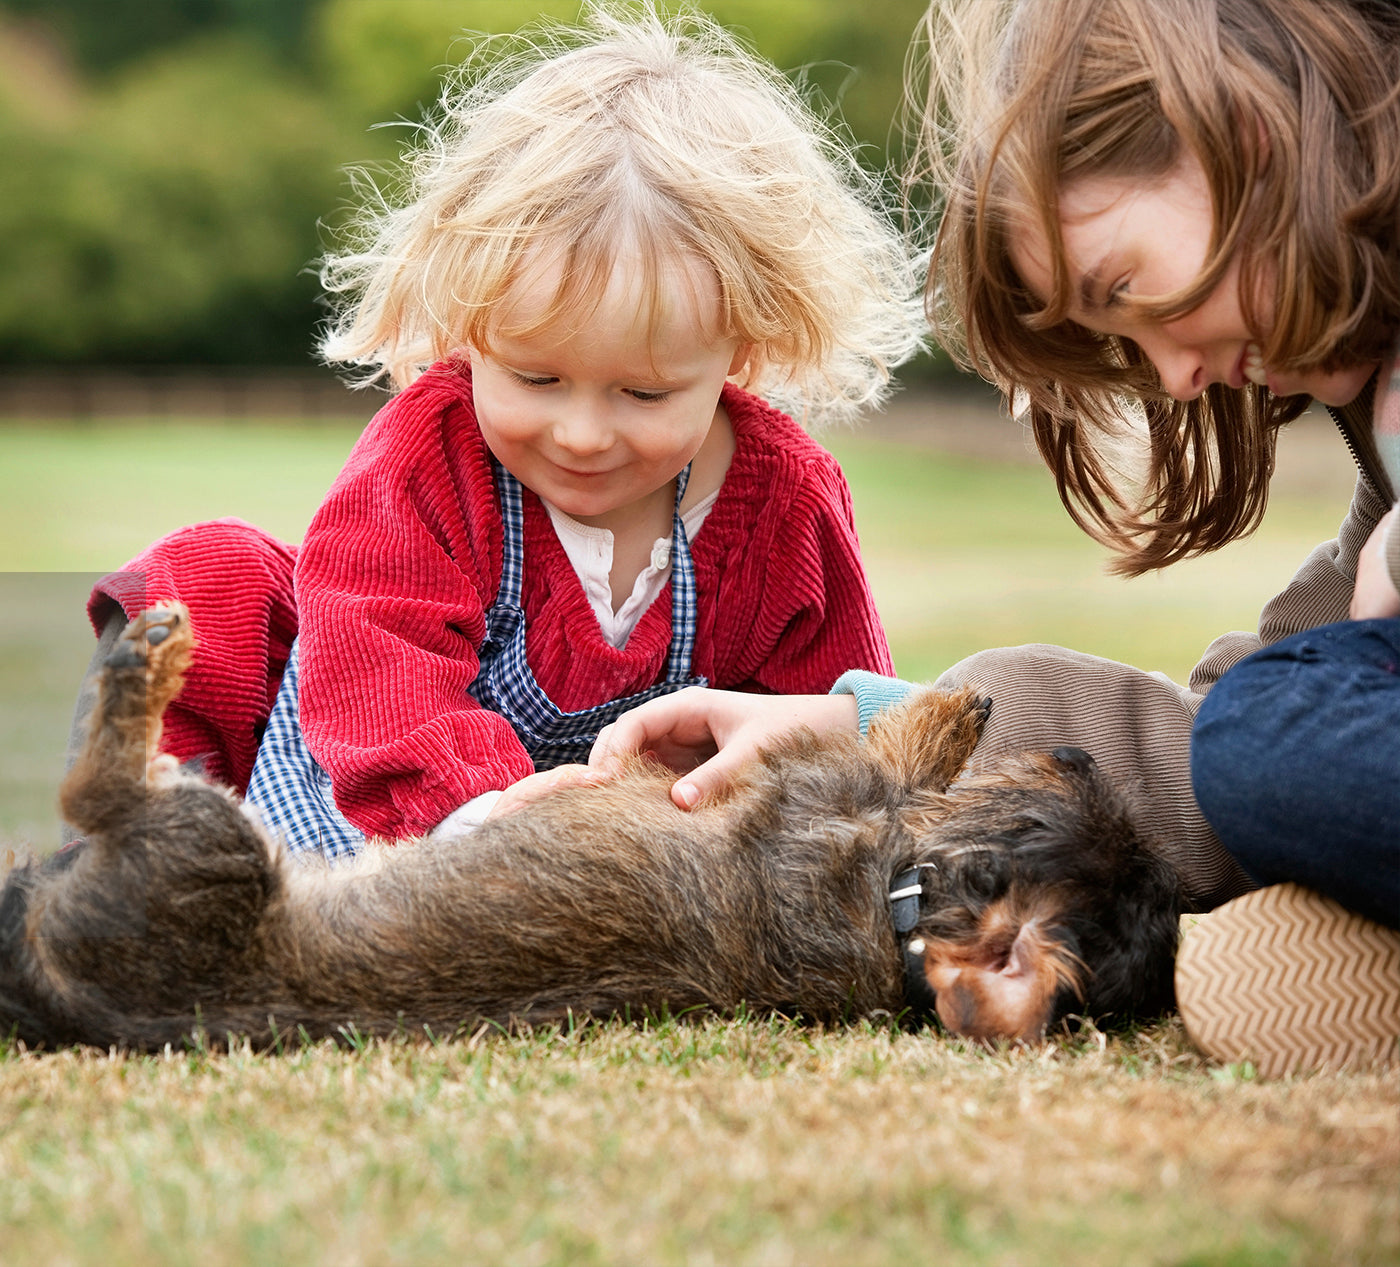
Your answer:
[918,899,1085,1043]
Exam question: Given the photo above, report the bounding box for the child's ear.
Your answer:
[727,342,753,378]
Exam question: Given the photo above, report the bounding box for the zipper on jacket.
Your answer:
[1324,367,1396,504]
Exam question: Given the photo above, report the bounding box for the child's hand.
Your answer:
[485,765,613,820]
[590,687,859,810]
[1351,508,1400,620]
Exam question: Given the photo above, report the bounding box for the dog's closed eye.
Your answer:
[998,814,1053,840]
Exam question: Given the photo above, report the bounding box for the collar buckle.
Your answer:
[888,864,936,933]
[889,864,941,1021]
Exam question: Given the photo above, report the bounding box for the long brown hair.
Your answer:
[914,0,1400,573]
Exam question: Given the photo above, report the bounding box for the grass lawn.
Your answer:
[2,1019,1395,1267]
[0,405,1393,1266]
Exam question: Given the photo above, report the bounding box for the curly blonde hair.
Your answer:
[320,3,926,427]
[914,0,1400,572]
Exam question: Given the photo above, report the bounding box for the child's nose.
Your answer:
[551,404,613,455]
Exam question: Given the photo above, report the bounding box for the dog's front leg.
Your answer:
[861,686,992,793]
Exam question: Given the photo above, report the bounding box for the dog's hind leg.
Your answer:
[14,604,286,1048]
[1,607,197,1045]
[59,604,193,838]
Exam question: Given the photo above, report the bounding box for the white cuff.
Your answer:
[429,791,504,841]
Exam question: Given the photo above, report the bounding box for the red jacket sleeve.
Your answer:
[293,370,535,839]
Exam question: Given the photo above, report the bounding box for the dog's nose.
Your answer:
[1050,746,1096,775]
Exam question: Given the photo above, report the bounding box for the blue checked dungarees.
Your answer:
[244,462,707,860]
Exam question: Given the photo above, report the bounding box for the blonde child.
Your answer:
[227,4,925,855]
[593,0,1399,1075]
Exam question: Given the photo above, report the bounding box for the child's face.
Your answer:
[1009,155,1377,408]
[468,252,748,530]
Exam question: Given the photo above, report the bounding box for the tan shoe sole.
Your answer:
[1176,883,1400,1078]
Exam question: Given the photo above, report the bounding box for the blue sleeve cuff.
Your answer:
[829,670,919,737]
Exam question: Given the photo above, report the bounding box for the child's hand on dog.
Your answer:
[590,687,859,811]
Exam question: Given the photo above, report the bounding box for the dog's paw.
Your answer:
[864,685,994,793]
[107,603,195,693]
[937,688,993,752]
[107,604,185,663]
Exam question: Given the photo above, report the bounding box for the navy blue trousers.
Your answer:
[1191,618,1400,929]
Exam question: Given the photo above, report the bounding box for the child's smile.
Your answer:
[468,250,747,537]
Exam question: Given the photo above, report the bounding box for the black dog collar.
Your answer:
[889,865,941,1020]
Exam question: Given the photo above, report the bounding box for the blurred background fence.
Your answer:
[0,367,372,419]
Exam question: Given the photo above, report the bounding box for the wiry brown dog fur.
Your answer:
[0,606,1182,1051]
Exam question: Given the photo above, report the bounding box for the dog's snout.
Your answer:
[1050,746,1096,775]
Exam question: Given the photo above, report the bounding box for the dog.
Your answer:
[0,605,1182,1051]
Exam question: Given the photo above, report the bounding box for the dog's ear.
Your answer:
[863,687,990,792]
[912,906,1083,1044]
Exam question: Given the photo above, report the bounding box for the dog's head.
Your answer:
[897,746,1182,1044]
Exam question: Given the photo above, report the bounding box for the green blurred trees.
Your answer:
[0,34,355,363]
[0,0,929,367]
[3,0,317,71]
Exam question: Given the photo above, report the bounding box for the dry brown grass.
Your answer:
[2,1016,1396,1267]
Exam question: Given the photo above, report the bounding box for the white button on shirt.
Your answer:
[544,492,719,649]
